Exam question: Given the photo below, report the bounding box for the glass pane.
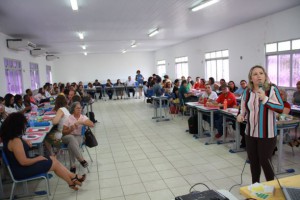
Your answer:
[216,60,223,80]
[267,55,278,85]
[157,60,165,65]
[210,52,216,59]
[205,53,210,59]
[211,60,217,80]
[216,51,222,58]
[182,63,189,78]
[292,39,300,50]
[223,59,229,81]
[278,41,290,51]
[176,63,182,78]
[222,50,229,57]
[278,54,290,87]
[292,53,300,86]
[266,43,277,53]
[206,61,212,79]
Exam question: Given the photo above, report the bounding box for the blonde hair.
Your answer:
[279,88,287,101]
[247,65,271,91]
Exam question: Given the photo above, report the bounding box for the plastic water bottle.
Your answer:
[223,99,228,110]
[203,97,207,106]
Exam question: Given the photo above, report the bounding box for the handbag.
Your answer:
[84,127,98,148]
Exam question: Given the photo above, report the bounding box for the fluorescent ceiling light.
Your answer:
[82,45,86,50]
[84,52,87,56]
[70,0,78,11]
[122,49,127,53]
[191,0,219,12]
[78,32,84,39]
[148,28,159,37]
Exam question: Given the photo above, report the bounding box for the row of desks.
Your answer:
[185,102,300,174]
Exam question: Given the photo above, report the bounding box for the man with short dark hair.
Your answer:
[234,80,248,97]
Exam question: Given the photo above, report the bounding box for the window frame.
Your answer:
[205,50,229,81]
[175,56,188,79]
[4,58,23,95]
[29,62,40,90]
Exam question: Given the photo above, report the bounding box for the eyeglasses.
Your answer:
[75,107,82,110]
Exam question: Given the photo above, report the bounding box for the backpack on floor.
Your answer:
[188,115,198,134]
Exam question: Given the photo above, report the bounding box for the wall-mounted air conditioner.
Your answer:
[30,48,47,56]
[46,55,59,61]
[7,39,36,51]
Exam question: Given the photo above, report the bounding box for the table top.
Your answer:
[240,174,300,200]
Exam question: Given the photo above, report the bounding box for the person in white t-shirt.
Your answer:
[198,83,218,104]
[125,76,136,97]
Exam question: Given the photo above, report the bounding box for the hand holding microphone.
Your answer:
[257,82,266,101]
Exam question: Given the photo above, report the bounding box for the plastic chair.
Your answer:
[59,126,93,173]
[1,150,50,200]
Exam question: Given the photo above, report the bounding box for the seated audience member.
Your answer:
[45,95,70,156]
[228,81,238,93]
[179,80,195,103]
[26,89,37,105]
[193,77,201,90]
[0,112,86,191]
[187,76,194,90]
[278,88,291,115]
[200,78,206,89]
[77,84,86,98]
[126,76,136,98]
[293,80,300,105]
[62,102,94,173]
[220,79,227,87]
[0,96,7,121]
[23,94,37,112]
[163,81,172,96]
[163,75,171,84]
[206,85,237,138]
[234,80,247,97]
[93,79,102,99]
[208,77,216,91]
[14,94,31,114]
[170,79,180,104]
[44,84,51,98]
[59,83,65,94]
[153,76,164,97]
[198,84,218,104]
[147,76,154,88]
[66,82,71,90]
[34,88,46,103]
[105,79,114,100]
[68,89,76,107]
[4,93,17,114]
[143,81,148,95]
[86,82,96,99]
[114,79,124,99]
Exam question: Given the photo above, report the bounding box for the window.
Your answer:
[4,58,23,95]
[46,65,52,83]
[266,39,300,87]
[30,63,40,90]
[205,50,229,81]
[156,60,166,78]
[175,56,188,78]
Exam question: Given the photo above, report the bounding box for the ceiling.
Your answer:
[0,0,299,56]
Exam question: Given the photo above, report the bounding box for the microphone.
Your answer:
[258,82,264,90]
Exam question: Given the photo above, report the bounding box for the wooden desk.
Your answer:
[240,175,300,200]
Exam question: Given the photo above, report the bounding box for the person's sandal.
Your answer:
[72,174,86,183]
[80,160,89,168]
[69,184,79,191]
[70,167,76,174]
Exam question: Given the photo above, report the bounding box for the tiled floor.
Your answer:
[1,98,300,200]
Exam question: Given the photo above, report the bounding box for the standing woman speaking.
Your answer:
[237,65,284,183]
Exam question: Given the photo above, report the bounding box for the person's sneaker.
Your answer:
[215,133,222,139]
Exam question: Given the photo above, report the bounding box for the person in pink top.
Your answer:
[62,102,94,173]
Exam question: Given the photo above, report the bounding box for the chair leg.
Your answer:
[44,177,51,199]
[10,182,16,200]
[85,146,93,162]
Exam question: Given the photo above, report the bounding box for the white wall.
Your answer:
[154,6,300,84]
[52,52,155,84]
[0,32,54,96]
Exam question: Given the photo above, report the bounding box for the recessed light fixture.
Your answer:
[148,28,159,37]
[70,0,78,11]
[190,0,219,12]
[82,45,86,50]
[78,32,84,40]
[131,42,137,48]
[84,52,87,56]
[122,49,127,54]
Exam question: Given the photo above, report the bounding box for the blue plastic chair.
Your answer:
[1,150,50,200]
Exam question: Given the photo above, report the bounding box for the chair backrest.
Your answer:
[1,150,17,181]
[146,89,154,97]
